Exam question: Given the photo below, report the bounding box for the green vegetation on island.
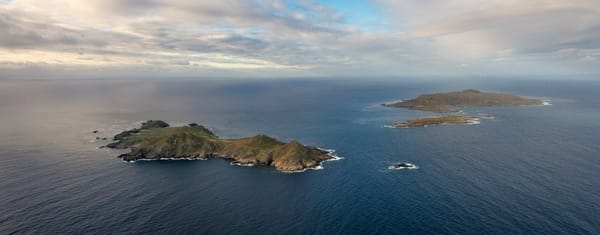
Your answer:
[392,115,477,128]
[383,89,543,113]
[105,120,335,172]
[384,89,542,128]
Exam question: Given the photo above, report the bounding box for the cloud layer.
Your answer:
[1,0,599,78]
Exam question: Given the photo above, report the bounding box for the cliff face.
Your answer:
[106,121,333,172]
[384,89,543,113]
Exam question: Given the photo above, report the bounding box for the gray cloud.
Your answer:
[0,11,106,49]
[0,0,599,78]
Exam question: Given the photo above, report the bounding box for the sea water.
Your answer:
[1,78,599,234]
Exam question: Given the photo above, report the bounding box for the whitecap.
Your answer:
[318,148,344,161]
[466,118,481,125]
[230,162,255,167]
[388,163,418,170]
[478,114,495,120]
[280,148,343,173]
[381,99,404,106]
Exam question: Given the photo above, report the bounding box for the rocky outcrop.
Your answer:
[141,120,169,129]
[389,163,417,170]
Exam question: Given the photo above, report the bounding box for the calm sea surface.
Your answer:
[1,78,599,234]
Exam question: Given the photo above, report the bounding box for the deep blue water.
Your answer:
[1,78,599,234]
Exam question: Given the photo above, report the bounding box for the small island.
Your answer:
[392,115,478,128]
[384,89,543,127]
[104,120,339,172]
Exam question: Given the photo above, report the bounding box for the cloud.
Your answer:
[0,0,599,78]
[0,9,110,49]
[377,1,600,63]
[1,1,356,71]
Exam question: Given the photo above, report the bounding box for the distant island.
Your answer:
[105,120,338,172]
[392,115,479,128]
[384,89,543,127]
[383,89,543,113]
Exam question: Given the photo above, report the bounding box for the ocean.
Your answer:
[1,78,599,234]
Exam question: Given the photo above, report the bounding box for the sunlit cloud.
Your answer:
[0,0,599,78]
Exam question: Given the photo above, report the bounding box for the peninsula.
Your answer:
[384,89,543,127]
[105,120,337,172]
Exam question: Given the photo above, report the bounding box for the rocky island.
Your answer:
[384,89,543,113]
[384,89,543,127]
[392,115,478,128]
[389,162,417,170]
[105,120,338,172]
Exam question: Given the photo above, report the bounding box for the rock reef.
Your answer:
[389,162,417,170]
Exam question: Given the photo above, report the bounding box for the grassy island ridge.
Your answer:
[105,120,335,172]
[385,89,543,128]
[393,116,477,128]
[384,89,543,113]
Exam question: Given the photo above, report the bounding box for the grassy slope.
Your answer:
[108,125,331,171]
[386,89,542,113]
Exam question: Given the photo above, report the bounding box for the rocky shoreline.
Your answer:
[104,120,339,172]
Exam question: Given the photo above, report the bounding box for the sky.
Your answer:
[1,0,599,79]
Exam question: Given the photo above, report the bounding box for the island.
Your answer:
[383,89,543,113]
[392,115,478,128]
[104,120,338,172]
[384,89,543,127]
